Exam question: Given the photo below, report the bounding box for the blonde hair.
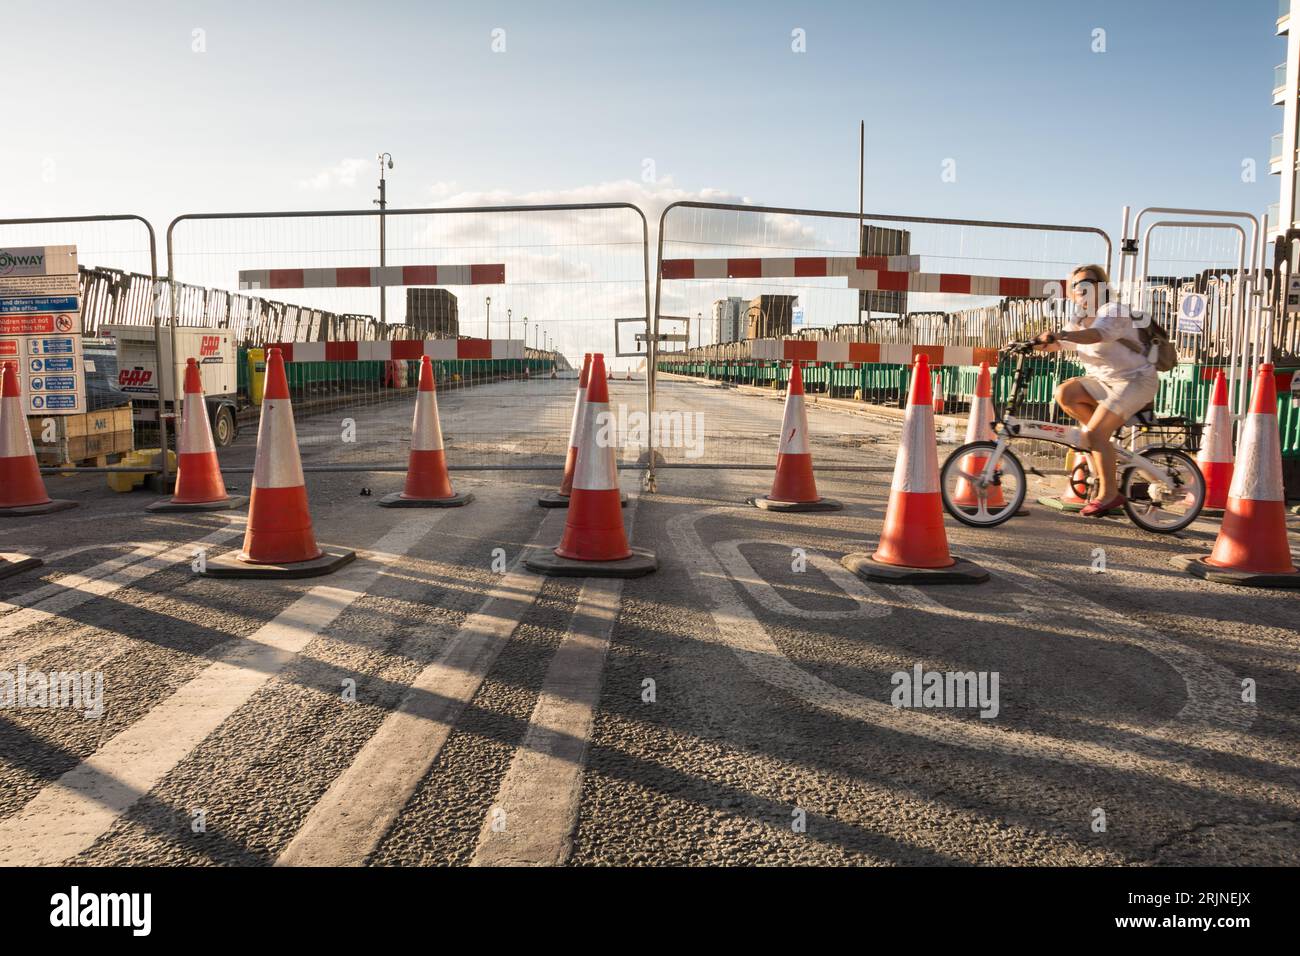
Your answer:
[1070,264,1109,284]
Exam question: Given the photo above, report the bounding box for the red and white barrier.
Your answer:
[267,338,525,362]
[661,255,920,279]
[748,339,1000,368]
[239,264,505,290]
[660,256,1064,298]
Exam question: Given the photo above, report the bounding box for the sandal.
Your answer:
[1080,494,1125,517]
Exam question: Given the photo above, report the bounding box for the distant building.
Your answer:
[1274,2,1295,238]
[712,297,747,343]
[405,288,459,337]
[747,294,797,339]
[860,224,911,317]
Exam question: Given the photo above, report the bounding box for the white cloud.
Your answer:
[297,158,371,191]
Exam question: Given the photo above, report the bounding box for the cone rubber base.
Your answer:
[537,491,628,509]
[841,552,988,585]
[524,546,657,578]
[146,495,248,514]
[200,545,357,579]
[747,496,844,513]
[1037,495,1084,513]
[1037,495,1122,516]
[0,499,78,518]
[1173,554,1300,589]
[378,491,474,508]
[0,554,41,580]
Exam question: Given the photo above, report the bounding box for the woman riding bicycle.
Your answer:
[1033,264,1158,517]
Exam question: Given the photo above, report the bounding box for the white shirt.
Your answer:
[1062,302,1155,383]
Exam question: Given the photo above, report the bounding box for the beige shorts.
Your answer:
[1079,374,1159,421]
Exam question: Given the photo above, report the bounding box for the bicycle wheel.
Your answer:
[1120,446,1204,533]
[940,441,1026,527]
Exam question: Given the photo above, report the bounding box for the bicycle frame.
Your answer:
[980,350,1178,489]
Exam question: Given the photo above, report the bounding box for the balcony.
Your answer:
[1281,0,1291,34]
[1272,133,1285,174]
[1276,63,1288,104]
[1267,203,1280,229]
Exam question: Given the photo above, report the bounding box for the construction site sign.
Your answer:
[0,245,85,414]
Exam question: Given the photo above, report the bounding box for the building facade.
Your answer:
[712,297,748,343]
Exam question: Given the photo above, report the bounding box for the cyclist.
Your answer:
[1032,264,1158,517]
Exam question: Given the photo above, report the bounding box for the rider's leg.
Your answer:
[1055,378,1098,425]
[1084,405,1127,501]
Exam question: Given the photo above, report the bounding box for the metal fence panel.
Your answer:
[0,215,164,473]
[651,201,1111,468]
[167,204,651,474]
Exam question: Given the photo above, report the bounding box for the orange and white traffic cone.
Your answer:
[525,353,656,578]
[0,360,76,518]
[932,372,945,415]
[1177,363,1298,588]
[1038,450,1092,513]
[1197,370,1234,514]
[950,362,1024,516]
[380,356,472,508]
[540,354,627,510]
[750,361,842,512]
[540,353,591,508]
[200,348,354,578]
[148,358,246,513]
[842,355,987,584]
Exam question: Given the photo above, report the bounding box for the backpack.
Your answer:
[1119,310,1178,372]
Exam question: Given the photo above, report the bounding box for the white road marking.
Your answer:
[712,538,890,619]
[470,492,643,866]
[470,576,622,866]
[0,523,246,641]
[667,506,1286,806]
[276,510,563,867]
[0,513,445,866]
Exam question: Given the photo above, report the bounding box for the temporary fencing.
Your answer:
[166,204,651,473]
[652,200,1110,468]
[0,215,164,474]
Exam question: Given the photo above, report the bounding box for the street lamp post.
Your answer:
[486,296,491,339]
[374,153,393,325]
[507,308,512,341]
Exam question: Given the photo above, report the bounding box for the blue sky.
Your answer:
[0,0,1280,225]
[0,1,1283,355]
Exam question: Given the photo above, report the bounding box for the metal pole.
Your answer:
[375,153,392,326]
[507,307,511,341]
[858,119,865,248]
[486,296,491,339]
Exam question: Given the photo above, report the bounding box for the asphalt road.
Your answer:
[1,374,1297,866]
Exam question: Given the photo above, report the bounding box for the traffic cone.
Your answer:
[525,353,656,578]
[147,359,246,513]
[842,355,987,584]
[1196,370,1233,514]
[749,361,841,512]
[539,354,626,510]
[199,348,354,578]
[1038,450,1093,513]
[932,372,945,415]
[380,356,472,508]
[0,361,76,517]
[949,362,1025,516]
[1176,363,1299,587]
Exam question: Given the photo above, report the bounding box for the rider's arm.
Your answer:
[1055,328,1103,345]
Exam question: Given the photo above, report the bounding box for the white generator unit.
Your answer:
[100,324,240,446]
